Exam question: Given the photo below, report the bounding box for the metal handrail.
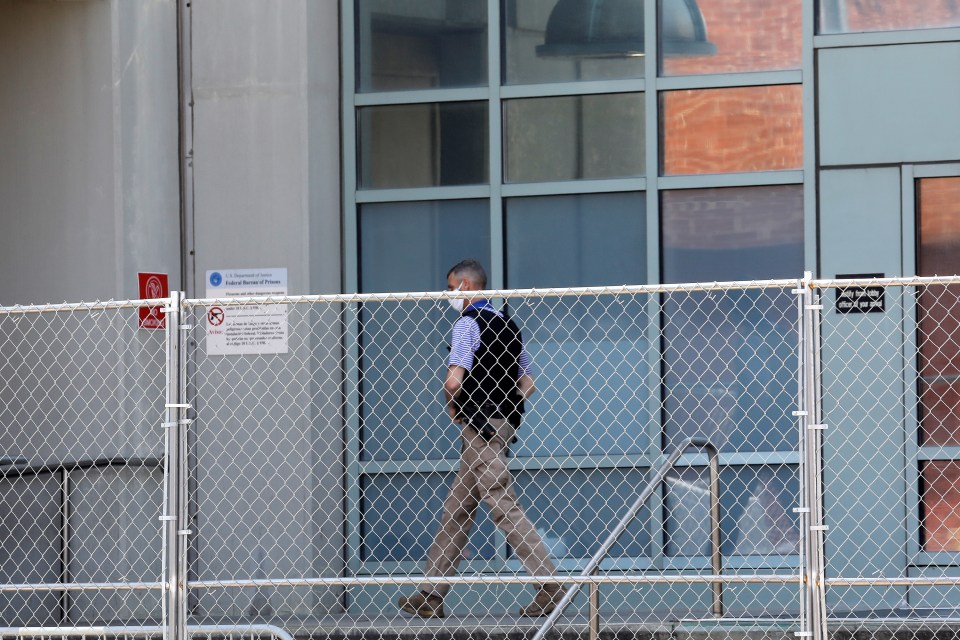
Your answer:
[0,625,294,640]
[533,437,721,640]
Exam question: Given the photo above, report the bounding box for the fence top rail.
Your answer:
[0,297,170,316]
[181,278,802,308]
[812,274,960,289]
[4,276,959,313]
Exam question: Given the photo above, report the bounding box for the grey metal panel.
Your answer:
[819,167,907,610]
[818,43,960,166]
[190,0,345,619]
[820,168,902,279]
[0,0,181,304]
[0,474,61,626]
[68,466,163,624]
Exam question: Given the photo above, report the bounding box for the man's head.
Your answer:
[446,259,487,292]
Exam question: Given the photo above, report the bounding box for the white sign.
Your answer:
[205,268,288,356]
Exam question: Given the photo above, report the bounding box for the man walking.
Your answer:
[398,259,565,618]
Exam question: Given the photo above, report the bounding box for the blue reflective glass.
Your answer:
[360,473,497,563]
[514,468,652,560]
[666,465,799,558]
[505,193,650,458]
[661,186,802,454]
[359,200,490,461]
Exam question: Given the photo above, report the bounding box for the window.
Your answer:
[358,102,489,189]
[504,93,645,183]
[661,185,803,557]
[917,176,960,552]
[661,86,803,176]
[660,0,802,76]
[356,0,488,92]
[502,0,645,85]
[819,0,960,35]
[505,192,649,458]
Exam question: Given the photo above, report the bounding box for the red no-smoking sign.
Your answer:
[138,273,169,329]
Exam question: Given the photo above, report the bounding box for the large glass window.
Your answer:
[356,0,488,92]
[348,0,806,578]
[359,199,490,462]
[660,0,802,76]
[818,0,960,35]
[917,176,960,552]
[661,185,803,454]
[661,185,802,560]
[358,102,488,189]
[502,0,645,85]
[505,192,649,458]
[666,465,799,558]
[361,472,497,563]
[661,86,803,176]
[503,93,645,183]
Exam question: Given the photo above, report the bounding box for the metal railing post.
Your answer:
[800,274,828,640]
[163,292,188,640]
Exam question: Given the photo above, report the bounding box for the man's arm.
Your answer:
[444,364,467,423]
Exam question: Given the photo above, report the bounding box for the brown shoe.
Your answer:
[519,583,566,617]
[398,590,446,618]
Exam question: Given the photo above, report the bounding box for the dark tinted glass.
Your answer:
[356,0,487,92]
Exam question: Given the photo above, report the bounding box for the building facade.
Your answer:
[1,0,960,623]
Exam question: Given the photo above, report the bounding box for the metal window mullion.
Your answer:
[341,0,365,589]
[500,79,647,99]
[645,0,666,574]
[659,170,804,191]
[487,0,508,566]
[354,87,490,106]
[656,70,802,91]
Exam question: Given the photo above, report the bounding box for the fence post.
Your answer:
[163,291,189,640]
[800,273,828,640]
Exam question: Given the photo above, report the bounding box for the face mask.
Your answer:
[448,281,464,312]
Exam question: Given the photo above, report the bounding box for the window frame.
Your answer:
[341,0,812,583]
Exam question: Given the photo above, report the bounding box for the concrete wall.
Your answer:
[0,0,344,623]
[189,0,344,619]
[0,0,178,625]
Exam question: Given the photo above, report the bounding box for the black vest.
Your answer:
[459,307,526,424]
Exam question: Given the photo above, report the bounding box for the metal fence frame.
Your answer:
[2,274,960,640]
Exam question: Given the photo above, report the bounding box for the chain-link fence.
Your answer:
[813,276,960,640]
[2,277,960,640]
[0,300,166,628]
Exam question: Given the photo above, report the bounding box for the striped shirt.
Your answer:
[448,300,532,377]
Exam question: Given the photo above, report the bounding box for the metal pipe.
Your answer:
[588,582,599,640]
[0,625,293,640]
[532,438,721,640]
[164,291,186,640]
[59,469,71,624]
[177,0,195,299]
[706,443,722,617]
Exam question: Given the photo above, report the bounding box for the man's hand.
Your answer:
[447,403,463,425]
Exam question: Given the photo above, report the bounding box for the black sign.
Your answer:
[835,273,885,314]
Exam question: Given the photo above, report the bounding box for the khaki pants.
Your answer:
[419,419,556,597]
